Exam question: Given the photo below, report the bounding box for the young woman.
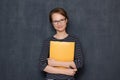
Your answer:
[39,7,83,80]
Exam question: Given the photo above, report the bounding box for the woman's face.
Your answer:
[51,13,67,32]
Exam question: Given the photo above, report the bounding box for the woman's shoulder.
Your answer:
[68,34,82,46]
[69,34,80,41]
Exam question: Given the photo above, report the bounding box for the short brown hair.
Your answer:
[49,7,69,23]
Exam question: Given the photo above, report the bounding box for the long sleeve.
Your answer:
[39,39,50,71]
[74,38,83,69]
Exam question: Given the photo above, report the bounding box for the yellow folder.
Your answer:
[49,41,75,62]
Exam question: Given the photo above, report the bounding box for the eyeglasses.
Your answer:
[52,18,66,25]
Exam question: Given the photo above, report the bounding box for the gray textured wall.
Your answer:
[0,0,120,80]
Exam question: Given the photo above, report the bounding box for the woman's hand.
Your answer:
[69,61,77,69]
[62,68,77,76]
[48,58,57,66]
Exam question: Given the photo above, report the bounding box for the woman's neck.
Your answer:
[54,31,68,39]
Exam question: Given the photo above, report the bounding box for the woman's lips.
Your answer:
[57,26,63,29]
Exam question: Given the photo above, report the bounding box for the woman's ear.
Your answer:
[66,19,68,23]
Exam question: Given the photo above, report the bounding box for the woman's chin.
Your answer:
[57,29,65,32]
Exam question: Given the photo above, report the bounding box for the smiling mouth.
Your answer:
[57,26,63,29]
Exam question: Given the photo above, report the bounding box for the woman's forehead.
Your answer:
[52,13,65,20]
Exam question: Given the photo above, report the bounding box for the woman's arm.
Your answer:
[44,65,77,76]
[74,38,83,69]
[48,58,77,69]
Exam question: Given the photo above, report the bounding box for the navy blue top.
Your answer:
[39,34,83,79]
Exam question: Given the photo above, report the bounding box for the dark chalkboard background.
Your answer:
[0,0,120,80]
